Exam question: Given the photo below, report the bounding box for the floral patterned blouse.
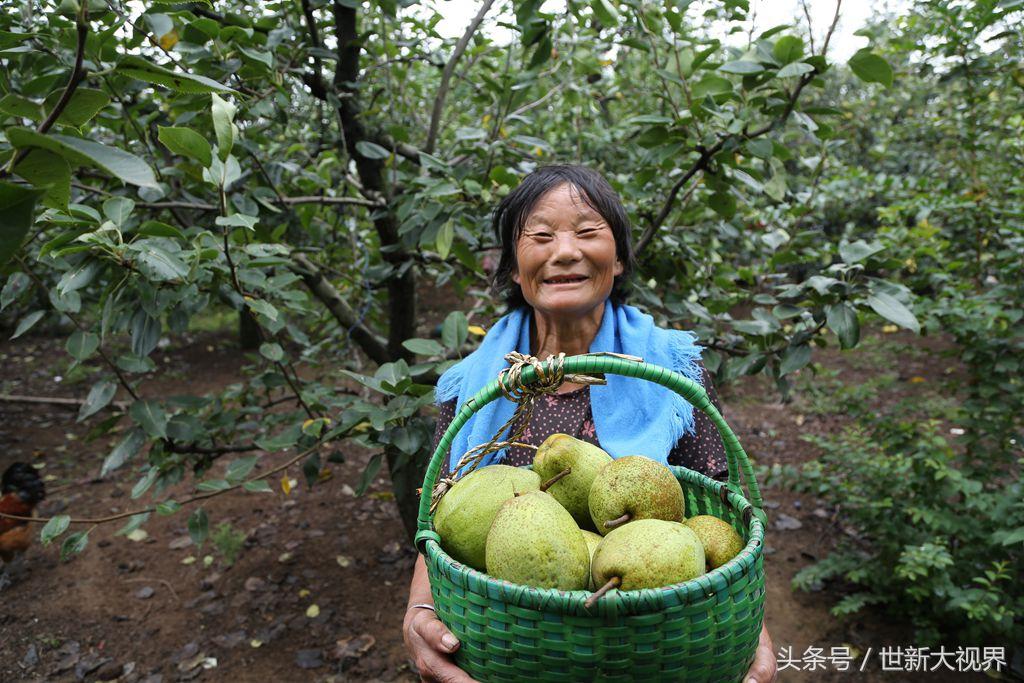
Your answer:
[431,363,729,482]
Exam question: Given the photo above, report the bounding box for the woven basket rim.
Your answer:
[421,465,765,615]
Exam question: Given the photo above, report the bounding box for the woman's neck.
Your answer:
[529,304,605,393]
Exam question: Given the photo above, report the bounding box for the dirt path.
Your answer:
[0,326,987,682]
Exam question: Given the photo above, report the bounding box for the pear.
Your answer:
[433,464,541,571]
[685,515,744,570]
[586,519,704,609]
[533,433,612,530]
[485,490,590,590]
[581,530,603,591]
[588,455,685,535]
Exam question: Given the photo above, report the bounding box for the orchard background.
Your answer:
[0,0,1021,680]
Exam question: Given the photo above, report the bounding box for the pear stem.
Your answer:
[540,467,572,492]
[603,513,631,530]
[584,576,621,609]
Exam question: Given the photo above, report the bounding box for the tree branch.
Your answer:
[135,194,384,213]
[289,253,391,366]
[425,0,496,154]
[0,7,88,177]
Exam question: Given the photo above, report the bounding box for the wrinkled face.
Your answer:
[512,183,623,318]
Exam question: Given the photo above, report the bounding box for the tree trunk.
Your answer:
[238,309,261,350]
[386,443,430,544]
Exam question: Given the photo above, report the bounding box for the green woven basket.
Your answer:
[414,353,767,682]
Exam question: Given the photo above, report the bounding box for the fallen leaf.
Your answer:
[909,376,926,383]
[299,589,310,598]
[336,555,352,568]
[467,325,486,336]
[126,529,148,542]
[250,640,263,649]
[182,556,196,565]
[306,604,320,618]
[281,476,295,496]
[882,324,899,333]
[278,552,293,563]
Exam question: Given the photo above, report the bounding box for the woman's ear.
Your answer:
[613,258,623,277]
[512,271,520,285]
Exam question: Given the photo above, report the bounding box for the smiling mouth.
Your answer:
[544,275,589,285]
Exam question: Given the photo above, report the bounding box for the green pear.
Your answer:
[586,519,704,608]
[485,490,590,590]
[433,464,541,571]
[533,433,612,530]
[588,455,685,535]
[685,515,744,570]
[581,530,603,591]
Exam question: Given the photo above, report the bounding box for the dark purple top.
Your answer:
[431,364,729,482]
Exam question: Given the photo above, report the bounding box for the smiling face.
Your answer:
[511,183,623,318]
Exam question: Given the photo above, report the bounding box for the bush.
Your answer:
[775,411,1023,650]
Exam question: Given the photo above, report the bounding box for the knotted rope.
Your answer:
[428,351,642,514]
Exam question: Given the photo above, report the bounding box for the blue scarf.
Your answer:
[435,300,705,478]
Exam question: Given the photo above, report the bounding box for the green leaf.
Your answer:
[777,62,814,78]
[355,452,384,496]
[839,239,884,264]
[848,49,893,87]
[826,303,860,350]
[215,213,257,230]
[259,342,284,361]
[591,0,619,26]
[11,310,45,339]
[115,512,150,537]
[188,508,209,548]
[117,55,234,93]
[7,127,158,188]
[131,467,160,499]
[60,530,89,560]
[0,93,43,121]
[40,515,71,545]
[157,126,213,167]
[43,88,110,128]
[435,219,454,260]
[136,220,186,240]
[708,190,736,218]
[66,330,99,360]
[779,343,811,376]
[130,399,168,439]
[197,479,231,491]
[243,480,272,493]
[745,138,773,159]
[131,309,161,358]
[442,311,468,352]
[1000,527,1024,546]
[156,500,181,515]
[14,149,71,209]
[78,380,118,422]
[719,60,764,75]
[211,93,237,161]
[402,338,445,356]
[0,181,43,265]
[246,297,278,322]
[355,140,390,160]
[131,242,189,281]
[773,36,804,64]
[1,272,30,311]
[103,197,135,226]
[866,292,919,333]
[226,455,259,482]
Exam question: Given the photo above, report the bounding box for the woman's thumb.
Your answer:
[424,616,461,652]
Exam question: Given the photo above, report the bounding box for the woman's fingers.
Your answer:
[416,611,461,653]
[744,625,778,683]
[405,611,478,683]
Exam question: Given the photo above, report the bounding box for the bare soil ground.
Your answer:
[0,318,988,682]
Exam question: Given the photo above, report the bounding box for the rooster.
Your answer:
[0,462,45,590]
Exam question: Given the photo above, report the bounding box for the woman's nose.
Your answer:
[550,233,583,261]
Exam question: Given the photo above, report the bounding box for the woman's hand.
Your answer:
[743,623,778,683]
[403,607,478,683]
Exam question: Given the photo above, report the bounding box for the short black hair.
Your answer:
[489,164,636,311]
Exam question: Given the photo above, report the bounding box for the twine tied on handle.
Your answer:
[428,350,643,515]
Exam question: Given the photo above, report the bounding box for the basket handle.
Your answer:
[414,353,764,550]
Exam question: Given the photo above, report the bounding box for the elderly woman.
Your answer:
[403,165,777,683]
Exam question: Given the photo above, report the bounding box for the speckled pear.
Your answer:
[581,530,603,591]
[533,433,612,530]
[685,515,744,570]
[588,455,685,535]
[590,519,705,592]
[433,464,541,571]
[485,490,590,590]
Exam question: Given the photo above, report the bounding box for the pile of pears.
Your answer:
[433,434,745,605]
